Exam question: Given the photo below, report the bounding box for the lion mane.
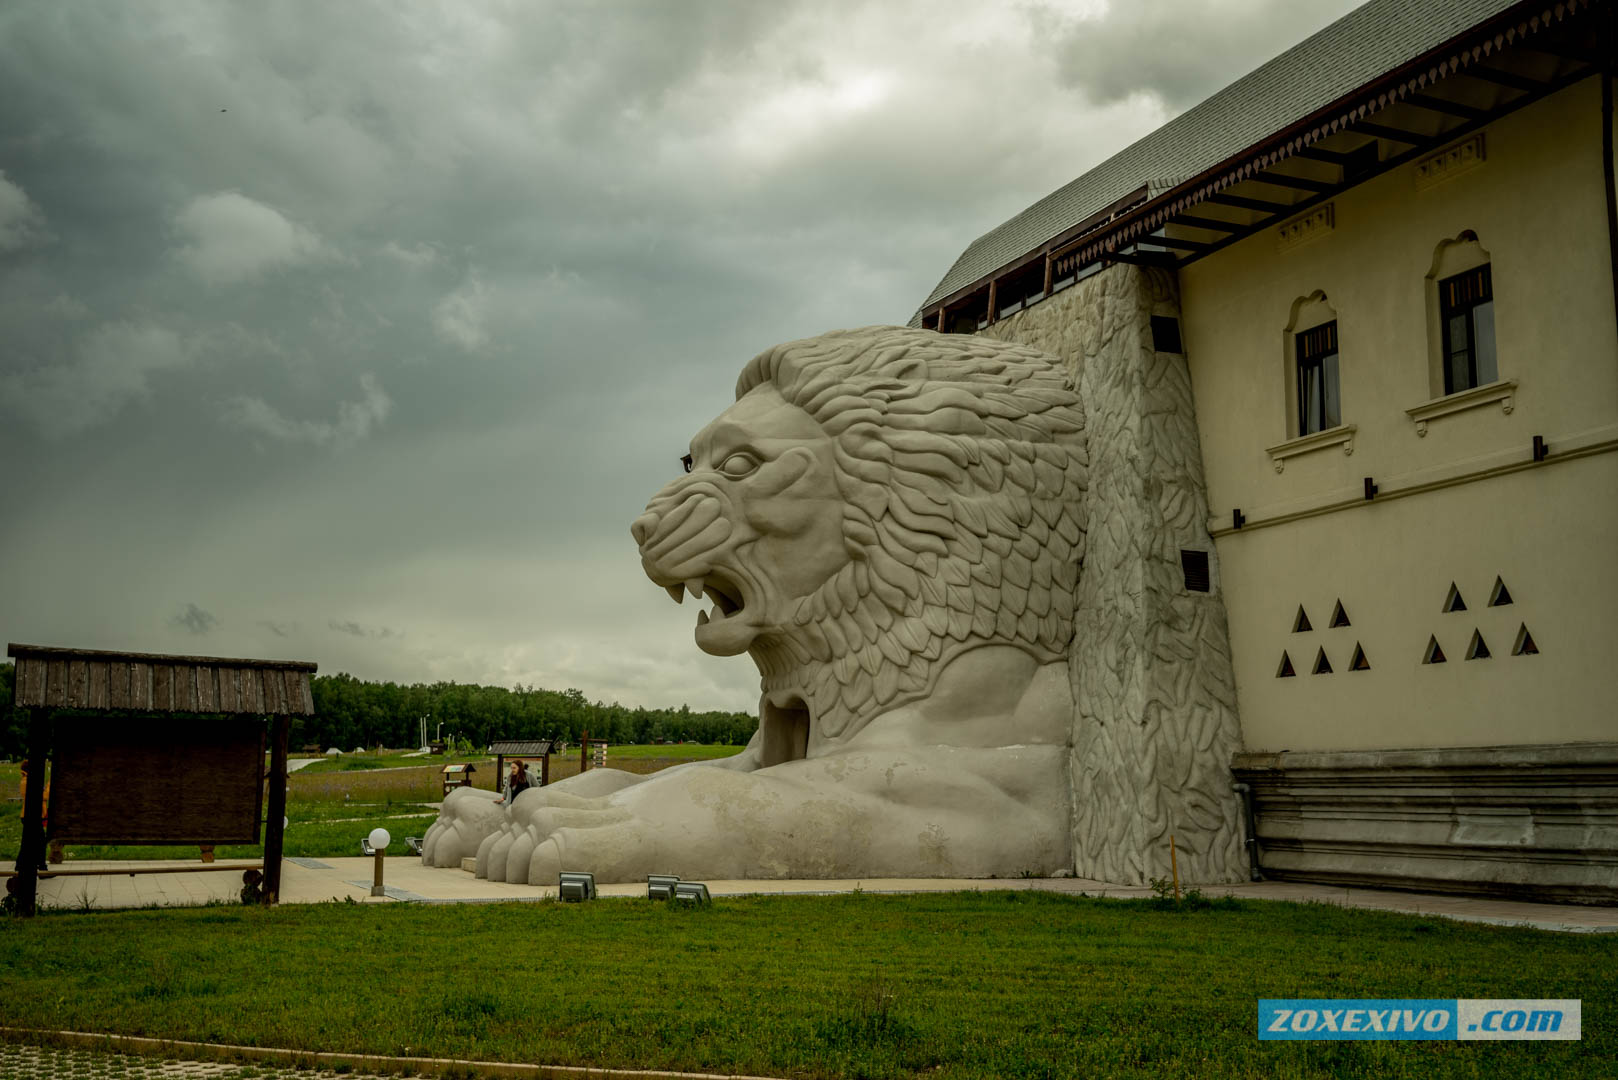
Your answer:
[735,326,1087,739]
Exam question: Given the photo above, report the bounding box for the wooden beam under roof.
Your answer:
[1140,233,1213,252]
[1404,92,1489,121]
[1251,171,1337,193]
[1353,120,1429,144]
[1166,214,1244,233]
[1458,64,1546,94]
[1291,145,1359,165]
[1205,191,1294,215]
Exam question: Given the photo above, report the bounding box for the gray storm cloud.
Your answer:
[0,0,1359,709]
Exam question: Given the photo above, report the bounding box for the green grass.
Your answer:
[287,750,491,775]
[0,892,1609,1079]
[599,743,744,762]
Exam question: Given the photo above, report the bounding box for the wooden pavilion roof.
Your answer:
[7,643,317,716]
[490,739,555,756]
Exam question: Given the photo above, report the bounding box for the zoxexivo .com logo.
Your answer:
[1258,999,1581,1040]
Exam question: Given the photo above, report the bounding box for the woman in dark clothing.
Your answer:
[497,759,531,805]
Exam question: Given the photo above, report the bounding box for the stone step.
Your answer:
[460,857,477,874]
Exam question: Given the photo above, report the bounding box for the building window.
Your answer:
[1439,264,1496,393]
[1295,320,1339,435]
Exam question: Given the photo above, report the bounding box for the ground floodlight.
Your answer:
[559,871,597,901]
[672,881,711,904]
[647,874,680,900]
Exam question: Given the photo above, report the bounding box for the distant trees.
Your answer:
[0,661,757,758]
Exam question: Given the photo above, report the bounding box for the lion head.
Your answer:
[630,326,1086,757]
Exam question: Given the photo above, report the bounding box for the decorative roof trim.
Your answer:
[918,0,1598,324]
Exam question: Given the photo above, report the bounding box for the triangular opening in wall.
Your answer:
[1312,647,1332,674]
[1443,583,1467,613]
[1330,600,1351,628]
[1489,577,1514,606]
[1349,643,1370,671]
[1423,636,1447,664]
[1293,606,1313,632]
[1513,624,1539,656]
[1276,652,1296,678]
[1466,629,1491,660]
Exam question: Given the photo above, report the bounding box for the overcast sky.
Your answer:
[0,0,1359,713]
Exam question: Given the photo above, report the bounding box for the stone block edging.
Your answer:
[0,1028,785,1080]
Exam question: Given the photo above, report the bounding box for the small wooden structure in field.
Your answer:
[489,739,554,789]
[5,643,317,917]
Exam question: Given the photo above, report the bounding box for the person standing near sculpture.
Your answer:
[496,759,530,805]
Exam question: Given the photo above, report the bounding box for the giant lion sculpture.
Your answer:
[420,326,1087,882]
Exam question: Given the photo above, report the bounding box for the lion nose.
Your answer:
[630,510,659,548]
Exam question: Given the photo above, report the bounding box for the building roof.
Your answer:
[490,739,555,756]
[916,0,1525,317]
[7,643,317,715]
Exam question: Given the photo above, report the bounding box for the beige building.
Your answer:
[915,0,1616,901]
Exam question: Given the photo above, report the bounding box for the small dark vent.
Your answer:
[1423,636,1446,664]
[1443,583,1467,613]
[1151,315,1184,354]
[1489,577,1513,606]
[1512,624,1538,656]
[1276,652,1296,678]
[1329,600,1350,628]
[1293,606,1313,633]
[1466,630,1491,660]
[1180,550,1210,592]
[1349,643,1370,671]
[1312,647,1332,675]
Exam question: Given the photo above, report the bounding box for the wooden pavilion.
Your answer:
[489,739,554,789]
[5,643,317,916]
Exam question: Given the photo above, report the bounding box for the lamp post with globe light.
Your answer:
[368,828,390,897]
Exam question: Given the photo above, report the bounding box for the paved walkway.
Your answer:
[0,1042,398,1080]
[6,856,1615,932]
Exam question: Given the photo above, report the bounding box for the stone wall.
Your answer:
[1233,744,1618,903]
[983,264,1247,885]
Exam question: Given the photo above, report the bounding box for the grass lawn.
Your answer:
[0,892,1609,1079]
[0,746,741,863]
[286,750,489,774]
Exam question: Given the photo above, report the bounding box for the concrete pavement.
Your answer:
[6,855,1615,932]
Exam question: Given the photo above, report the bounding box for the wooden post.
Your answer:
[261,714,290,904]
[541,753,550,787]
[495,754,505,794]
[580,730,590,774]
[1170,834,1181,902]
[1043,253,1054,298]
[936,307,947,333]
[15,709,50,917]
[985,280,998,326]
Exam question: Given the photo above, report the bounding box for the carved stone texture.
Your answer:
[984,264,1247,885]
[423,327,1090,883]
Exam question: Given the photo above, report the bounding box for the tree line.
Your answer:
[0,663,757,758]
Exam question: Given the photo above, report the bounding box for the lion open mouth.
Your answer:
[664,572,745,629]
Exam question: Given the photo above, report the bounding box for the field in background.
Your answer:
[1,745,742,862]
[1,892,1610,1079]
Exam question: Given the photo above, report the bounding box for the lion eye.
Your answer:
[719,453,759,478]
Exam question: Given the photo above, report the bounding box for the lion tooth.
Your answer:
[666,585,684,604]
[697,609,709,626]
[685,578,705,601]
